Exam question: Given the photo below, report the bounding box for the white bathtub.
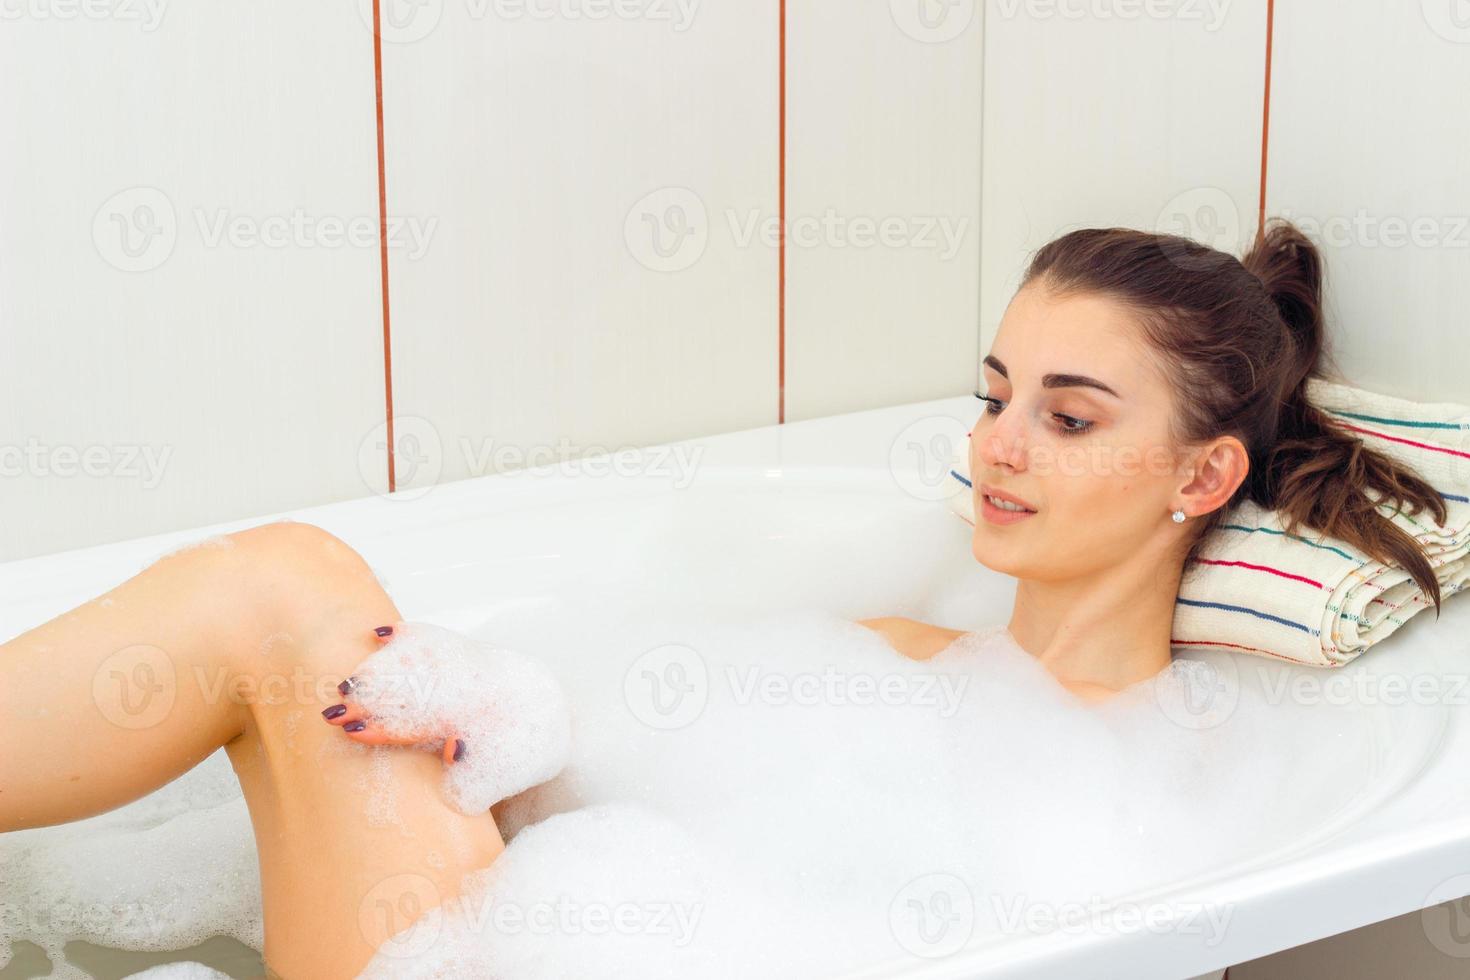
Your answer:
[3,394,1469,980]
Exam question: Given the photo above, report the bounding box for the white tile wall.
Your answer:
[0,4,386,560]
[377,0,780,493]
[978,0,1267,353]
[785,0,983,421]
[1266,0,1470,404]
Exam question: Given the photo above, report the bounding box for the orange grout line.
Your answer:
[1256,0,1274,244]
[778,0,786,425]
[372,0,396,493]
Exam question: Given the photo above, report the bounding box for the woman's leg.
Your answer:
[0,521,505,979]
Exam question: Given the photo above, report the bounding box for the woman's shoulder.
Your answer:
[855,616,971,662]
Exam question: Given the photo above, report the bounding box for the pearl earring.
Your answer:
[1171,508,1187,523]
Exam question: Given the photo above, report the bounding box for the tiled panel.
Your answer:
[1267,0,1470,403]
[979,1,1266,355]
[784,0,983,421]
[0,5,386,559]
[379,1,778,492]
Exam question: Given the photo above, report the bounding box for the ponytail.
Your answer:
[1244,220,1447,612]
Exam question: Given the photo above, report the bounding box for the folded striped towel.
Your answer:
[943,378,1470,667]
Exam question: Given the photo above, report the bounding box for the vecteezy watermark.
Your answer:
[359,415,445,501]
[990,0,1232,30]
[725,664,970,716]
[360,873,445,959]
[0,439,173,488]
[356,415,707,502]
[890,873,975,958]
[459,437,704,488]
[1421,874,1470,957]
[889,413,976,503]
[624,643,709,730]
[93,187,177,272]
[194,208,437,259]
[1267,207,1470,250]
[1155,186,1249,269]
[1421,0,1470,43]
[623,187,971,273]
[908,411,1205,498]
[726,208,969,260]
[889,0,975,43]
[1256,666,1470,708]
[451,894,704,945]
[91,187,438,272]
[1150,653,1239,730]
[0,0,167,30]
[624,187,708,273]
[0,899,172,940]
[622,644,973,731]
[91,643,177,730]
[989,893,1235,944]
[361,0,699,45]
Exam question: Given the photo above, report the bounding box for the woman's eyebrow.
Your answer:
[982,355,1122,399]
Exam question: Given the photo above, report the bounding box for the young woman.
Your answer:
[0,219,1446,978]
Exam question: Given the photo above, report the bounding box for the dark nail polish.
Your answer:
[344,721,366,733]
[375,625,393,637]
[321,704,347,720]
[338,676,357,696]
[453,739,466,762]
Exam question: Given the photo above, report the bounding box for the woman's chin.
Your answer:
[970,533,1025,575]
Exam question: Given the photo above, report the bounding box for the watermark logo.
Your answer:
[624,643,709,729]
[93,187,176,273]
[889,413,974,502]
[626,187,971,272]
[360,0,444,43]
[0,440,172,487]
[1151,653,1239,730]
[624,187,708,273]
[359,873,444,958]
[990,893,1234,943]
[890,0,975,43]
[1422,874,1470,957]
[1421,0,1470,43]
[358,415,445,501]
[889,873,975,958]
[91,643,176,730]
[0,0,168,30]
[992,0,1231,30]
[1154,186,1245,272]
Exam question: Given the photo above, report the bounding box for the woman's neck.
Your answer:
[1006,552,1182,696]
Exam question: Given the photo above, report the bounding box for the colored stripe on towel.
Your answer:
[1333,420,1470,461]
[1218,523,1359,561]
[950,469,972,488]
[1175,597,1319,635]
[1193,558,1324,589]
[1324,408,1470,432]
[1170,638,1300,662]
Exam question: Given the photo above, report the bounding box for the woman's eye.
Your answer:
[980,395,1005,415]
[1054,413,1094,436]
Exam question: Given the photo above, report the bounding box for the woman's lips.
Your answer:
[977,485,1038,526]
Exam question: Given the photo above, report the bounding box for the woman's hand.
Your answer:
[320,623,467,765]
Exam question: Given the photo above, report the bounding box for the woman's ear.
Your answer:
[1176,435,1250,516]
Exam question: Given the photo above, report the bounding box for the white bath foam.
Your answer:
[0,596,1424,979]
[358,803,751,980]
[123,963,232,979]
[471,596,1413,971]
[343,622,573,815]
[0,749,261,967]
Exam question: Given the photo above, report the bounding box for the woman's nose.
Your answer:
[974,411,1028,472]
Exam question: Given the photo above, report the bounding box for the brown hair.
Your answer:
[1019,218,1447,613]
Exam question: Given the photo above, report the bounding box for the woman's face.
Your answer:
[969,281,1195,581]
